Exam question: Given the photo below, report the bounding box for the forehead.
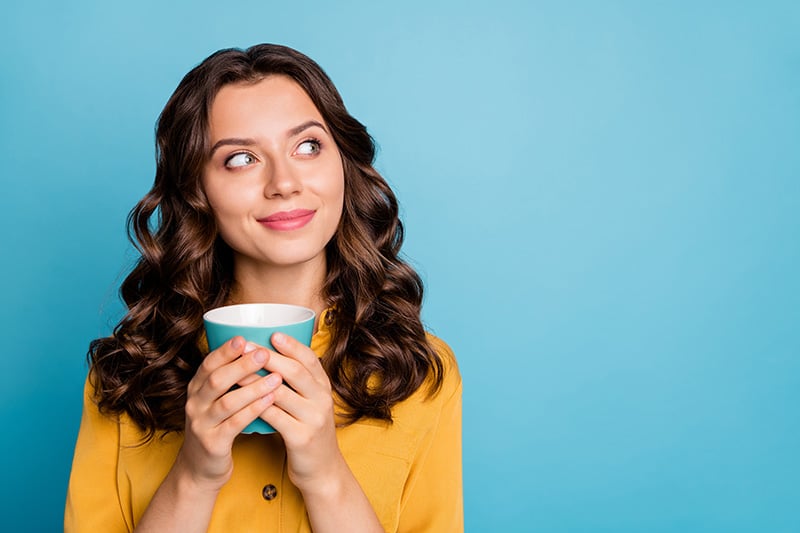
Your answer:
[208,75,324,137]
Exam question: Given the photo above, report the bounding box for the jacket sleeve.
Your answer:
[64,376,131,533]
[398,340,464,532]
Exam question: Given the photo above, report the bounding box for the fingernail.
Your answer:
[244,342,258,353]
[253,350,266,364]
[272,332,285,344]
[266,373,281,387]
[231,337,244,350]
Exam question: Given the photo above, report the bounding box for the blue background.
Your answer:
[1,1,798,531]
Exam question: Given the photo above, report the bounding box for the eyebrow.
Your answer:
[208,120,328,157]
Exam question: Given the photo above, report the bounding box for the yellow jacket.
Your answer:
[65,320,463,532]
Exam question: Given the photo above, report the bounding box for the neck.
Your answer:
[229,254,328,327]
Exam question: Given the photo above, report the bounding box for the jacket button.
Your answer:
[262,484,278,501]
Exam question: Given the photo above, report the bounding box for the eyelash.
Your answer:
[222,138,323,168]
[297,138,322,155]
[224,152,256,168]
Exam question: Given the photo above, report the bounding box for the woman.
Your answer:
[65,44,462,532]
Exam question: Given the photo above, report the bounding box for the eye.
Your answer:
[225,152,256,168]
[296,139,321,156]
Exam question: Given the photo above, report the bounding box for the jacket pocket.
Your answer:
[337,420,419,532]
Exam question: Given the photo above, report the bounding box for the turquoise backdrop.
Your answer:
[1,1,798,531]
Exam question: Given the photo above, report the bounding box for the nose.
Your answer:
[262,157,302,199]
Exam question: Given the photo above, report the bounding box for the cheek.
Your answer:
[201,176,222,213]
[334,172,345,206]
[330,172,345,224]
[203,178,250,219]
[330,159,345,206]
[312,156,345,216]
[203,190,246,244]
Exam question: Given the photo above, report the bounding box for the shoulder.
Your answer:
[82,372,107,417]
[425,333,462,401]
[77,373,125,437]
[80,373,141,439]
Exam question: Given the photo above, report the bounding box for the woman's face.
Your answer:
[202,75,345,273]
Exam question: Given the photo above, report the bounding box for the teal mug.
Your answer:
[203,303,316,434]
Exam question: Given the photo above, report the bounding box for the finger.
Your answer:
[232,341,270,386]
[258,401,299,436]
[243,341,265,353]
[192,336,247,388]
[236,373,263,387]
[262,349,322,399]
[209,373,282,426]
[271,332,322,372]
[220,392,278,437]
[269,381,330,424]
[257,388,334,443]
[194,348,270,404]
[270,332,329,387]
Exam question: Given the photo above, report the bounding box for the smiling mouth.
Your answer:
[257,209,316,231]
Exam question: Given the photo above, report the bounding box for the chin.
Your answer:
[263,249,326,269]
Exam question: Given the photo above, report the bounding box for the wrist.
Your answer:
[135,451,223,532]
[295,454,351,501]
[298,454,384,533]
[171,451,229,496]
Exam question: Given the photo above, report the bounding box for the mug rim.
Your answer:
[203,303,315,327]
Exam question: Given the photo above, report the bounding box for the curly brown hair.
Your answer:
[88,44,443,440]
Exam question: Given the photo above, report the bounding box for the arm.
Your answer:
[131,456,220,532]
[260,332,384,533]
[301,455,385,533]
[135,337,281,532]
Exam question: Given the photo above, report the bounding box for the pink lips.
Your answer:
[258,209,316,231]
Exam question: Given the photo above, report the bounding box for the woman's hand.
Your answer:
[255,332,344,494]
[177,336,282,492]
[136,336,282,532]
[251,333,383,532]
